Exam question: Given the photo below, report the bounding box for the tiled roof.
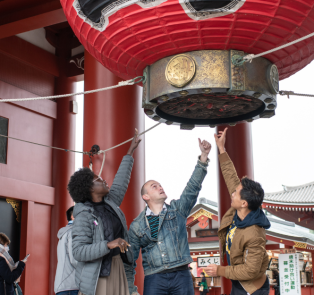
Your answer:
[264,181,314,204]
[194,199,314,245]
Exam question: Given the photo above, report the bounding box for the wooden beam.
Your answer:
[0,80,57,119]
[0,176,55,205]
[188,237,219,243]
[0,36,59,77]
[265,244,281,250]
[0,1,66,39]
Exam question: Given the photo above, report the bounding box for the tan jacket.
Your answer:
[216,152,269,295]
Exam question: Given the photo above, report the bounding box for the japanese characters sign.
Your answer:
[279,253,301,295]
[197,256,220,267]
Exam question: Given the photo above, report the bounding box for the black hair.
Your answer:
[200,272,205,276]
[67,167,94,203]
[240,177,264,211]
[66,206,75,221]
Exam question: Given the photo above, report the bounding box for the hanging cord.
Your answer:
[0,122,161,167]
[279,90,314,98]
[96,123,161,176]
[0,76,144,103]
[0,133,90,155]
[232,32,314,66]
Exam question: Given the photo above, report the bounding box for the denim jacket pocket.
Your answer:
[142,243,157,268]
[164,211,178,230]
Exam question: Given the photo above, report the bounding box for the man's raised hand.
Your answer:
[198,139,211,163]
[127,128,142,156]
[214,127,227,154]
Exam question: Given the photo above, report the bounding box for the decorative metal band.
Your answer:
[228,50,245,95]
[267,64,279,94]
[6,198,21,223]
[294,242,307,249]
[192,209,213,220]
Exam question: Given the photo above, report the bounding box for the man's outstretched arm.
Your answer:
[215,128,240,197]
[173,139,211,218]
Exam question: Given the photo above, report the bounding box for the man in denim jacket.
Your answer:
[125,139,211,295]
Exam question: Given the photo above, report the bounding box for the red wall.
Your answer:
[0,44,56,295]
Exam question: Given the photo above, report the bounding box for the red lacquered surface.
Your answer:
[217,123,253,295]
[61,0,314,81]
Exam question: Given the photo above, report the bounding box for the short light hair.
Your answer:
[141,180,155,204]
[141,180,154,196]
[0,233,10,246]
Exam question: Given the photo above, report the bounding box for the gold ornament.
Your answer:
[294,242,307,249]
[192,209,213,220]
[165,54,196,87]
[6,198,21,223]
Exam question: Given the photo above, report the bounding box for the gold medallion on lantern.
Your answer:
[165,54,196,87]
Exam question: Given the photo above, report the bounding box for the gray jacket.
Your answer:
[72,155,134,295]
[54,223,78,294]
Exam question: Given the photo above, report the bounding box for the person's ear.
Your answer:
[242,200,248,208]
[142,194,150,202]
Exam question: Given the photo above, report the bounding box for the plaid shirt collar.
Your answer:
[146,203,167,216]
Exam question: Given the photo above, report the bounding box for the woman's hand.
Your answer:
[127,129,141,156]
[107,238,130,253]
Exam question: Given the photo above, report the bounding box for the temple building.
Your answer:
[188,198,314,295]
[263,181,314,230]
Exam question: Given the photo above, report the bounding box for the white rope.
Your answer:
[96,122,161,176]
[279,90,314,98]
[0,77,142,103]
[243,32,314,62]
[0,133,90,154]
[0,123,161,169]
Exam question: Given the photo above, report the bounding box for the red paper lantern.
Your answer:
[61,0,314,81]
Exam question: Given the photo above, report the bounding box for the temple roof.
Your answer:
[264,181,314,204]
[190,198,314,248]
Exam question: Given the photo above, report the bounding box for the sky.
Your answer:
[75,61,314,204]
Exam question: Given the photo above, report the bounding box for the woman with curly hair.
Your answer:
[67,130,141,295]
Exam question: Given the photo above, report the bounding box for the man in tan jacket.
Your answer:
[206,128,270,295]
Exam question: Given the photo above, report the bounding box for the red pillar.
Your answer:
[83,51,145,294]
[217,123,254,295]
[49,34,77,295]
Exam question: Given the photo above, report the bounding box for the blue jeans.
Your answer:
[56,291,79,295]
[143,270,194,295]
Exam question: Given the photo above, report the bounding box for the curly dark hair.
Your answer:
[67,167,94,203]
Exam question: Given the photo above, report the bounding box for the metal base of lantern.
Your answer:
[142,50,278,129]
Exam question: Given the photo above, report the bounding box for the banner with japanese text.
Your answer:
[279,253,301,295]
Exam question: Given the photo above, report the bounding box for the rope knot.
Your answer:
[243,54,255,63]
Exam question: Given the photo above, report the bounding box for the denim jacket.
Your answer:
[125,158,209,294]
